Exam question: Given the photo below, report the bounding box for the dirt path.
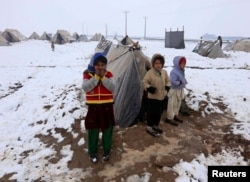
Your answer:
[1,106,249,182]
[52,112,250,181]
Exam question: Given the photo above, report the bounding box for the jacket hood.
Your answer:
[88,52,107,72]
[173,56,186,68]
[151,53,165,66]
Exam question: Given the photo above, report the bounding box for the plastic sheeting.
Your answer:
[193,40,226,59]
[106,38,150,127]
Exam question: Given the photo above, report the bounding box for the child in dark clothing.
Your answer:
[142,53,171,137]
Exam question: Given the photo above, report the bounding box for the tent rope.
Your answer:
[108,46,140,63]
[108,49,130,63]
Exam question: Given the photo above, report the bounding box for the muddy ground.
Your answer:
[1,103,250,182]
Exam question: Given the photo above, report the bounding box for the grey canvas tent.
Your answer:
[79,34,89,42]
[94,35,112,55]
[193,40,226,59]
[90,33,103,41]
[165,29,185,49]
[223,38,250,53]
[105,36,151,127]
[51,30,75,44]
[72,32,80,41]
[0,35,9,46]
[40,32,51,41]
[29,32,40,39]
[1,29,26,42]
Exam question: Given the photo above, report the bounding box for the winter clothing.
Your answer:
[142,53,171,135]
[84,104,115,131]
[167,89,185,120]
[87,52,108,72]
[169,56,187,89]
[179,57,186,66]
[87,125,113,158]
[151,53,165,65]
[143,67,170,100]
[166,56,187,121]
[83,72,115,105]
[82,53,115,161]
[147,86,157,94]
[146,98,164,127]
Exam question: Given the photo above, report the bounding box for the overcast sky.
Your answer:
[1,0,249,39]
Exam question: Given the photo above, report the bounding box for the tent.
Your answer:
[105,36,151,127]
[51,30,75,44]
[90,33,103,41]
[165,29,185,49]
[40,32,51,41]
[0,35,9,46]
[94,35,112,55]
[72,32,80,41]
[79,34,89,42]
[193,40,227,59]
[1,29,26,42]
[223,38,250,53]
[29,32,40,40]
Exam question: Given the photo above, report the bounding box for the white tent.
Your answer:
[193,40,227,59]
[90,33,103,41]
[0,35,9,46]
[224,39,250,53]
[29,32,40,40]
[51,30,75,44]
[1,29,26,42]
[40,32,51,41]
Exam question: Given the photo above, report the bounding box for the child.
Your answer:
[82,52,116,163]
[142,53,171,137]
[166,56,188,126]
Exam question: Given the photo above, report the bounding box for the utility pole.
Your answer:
[105,24,108,38]
[144,16,147,39]
[123,11,129,36]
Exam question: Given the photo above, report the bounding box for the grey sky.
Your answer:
[1,0,249,38]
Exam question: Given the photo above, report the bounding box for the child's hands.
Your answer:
[95,69,106,77]
[165,86,170,92]
[147,86,157,94]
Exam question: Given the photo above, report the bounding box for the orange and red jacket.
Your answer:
[83,71,114,105]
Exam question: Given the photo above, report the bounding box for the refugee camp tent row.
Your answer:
[102,36,151,127]
[1,29,26,43]
[1,28,91,45]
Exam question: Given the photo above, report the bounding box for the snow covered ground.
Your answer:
[0,39,249,181]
